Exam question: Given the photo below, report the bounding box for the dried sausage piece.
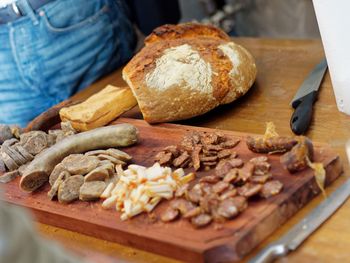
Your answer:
[1,151,18,171]
[202,161,217,167]
[183,207,202,219]
[20,131,49,155]
[204,144,223,152]
[163,145,180,157]
[14,145,34,162]
[0,170,20,183]
[200,155,218,162]
[0,158,6,173]
[191,213,212,228]
[212,181,231,194]
[1,145,27,166]
[236,162,255,184]
[220,138,240,149]
[84,167,109,182]
[199,194,219,214]
[280,136,314,173]
[199,175,220,184]
[48,171,70,200]
[249,174,272,184]
[237,183,262,198]
[2,138,18,147]
[216,158,242,177]
[219,189,238,200]
[223,169,238,183]
[260,180,283,198]
[201,133,219,145]
[217,199,239,219]
[106,148,132,162]
[170,198,196,215]
[160,207,179,222]
[61,154,100,175]
[173,151,190,168]
[97,154,126,166]
[155,151,172,166]
[230,196,248,212]
[187,184,203,204]
[0,125,13,144]
[246,136,297,154]
[191,145,202,171]
[217,149,237,159]
[58,175,84,204]
[253,161,271,176]
[181,132,201,151]
[49,163,67,186]
[199,182,213,195]
[79,181,107,201]
[60,121,77,136]
[249,156,268,163]
[97,161,115,177]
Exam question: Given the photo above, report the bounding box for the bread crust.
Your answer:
[145,23,231,45]
[123,23,257,123]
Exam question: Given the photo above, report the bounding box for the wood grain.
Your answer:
[2,118,342,262]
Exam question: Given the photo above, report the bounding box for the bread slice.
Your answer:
[122,23,257,123]
[59,85,137,131]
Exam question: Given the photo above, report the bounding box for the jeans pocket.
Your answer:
[40,0,110,33]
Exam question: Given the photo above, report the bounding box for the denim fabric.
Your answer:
[0,0,136,127]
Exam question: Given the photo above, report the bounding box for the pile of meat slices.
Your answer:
[0,122,76,183]
[155,132,240,171]
[157,131,284,228]
[48,148,131,204]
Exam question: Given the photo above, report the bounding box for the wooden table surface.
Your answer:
[37,38,350,262]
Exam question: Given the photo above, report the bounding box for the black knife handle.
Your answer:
[290,91,318,135]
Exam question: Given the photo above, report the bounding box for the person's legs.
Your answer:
[0,0,136,127]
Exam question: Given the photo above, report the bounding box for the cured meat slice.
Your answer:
[217,199,239,219]
[246,136,297,154]
[260,180,283,198]
[79,181,107,201]
[0,151,18,171]
[48,171,70,200]
[280,136,313,173]
[97,154,126,166]
[160,207,179,222]
[237,183,262,198]
[20,131,49,155]
[0,170,20,183]
[84,167,109,182]
[61,154,100,175]
[49,163,67,186]
[1,145,27,166]
[14,145,34,162]
[58,175,84,204]
[190,214,212,228]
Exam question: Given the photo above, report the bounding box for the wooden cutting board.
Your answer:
[1,118,343,262]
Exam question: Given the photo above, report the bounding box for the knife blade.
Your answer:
[290,58,328,135]
[249,140,350,263]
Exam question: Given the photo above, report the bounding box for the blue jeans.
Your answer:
[0,0,136,127]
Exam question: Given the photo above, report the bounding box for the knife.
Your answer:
[249,140,350,263]
[290,58,328,135]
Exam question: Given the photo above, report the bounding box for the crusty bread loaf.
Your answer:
[123,23,257,123]
[59,85,137,131]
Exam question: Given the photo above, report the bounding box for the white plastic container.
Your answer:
[313,0,350,114]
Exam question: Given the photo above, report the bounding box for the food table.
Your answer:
[36,38,350,262]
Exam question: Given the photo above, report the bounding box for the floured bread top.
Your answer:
[218,42,241,77]
[145,44,213,94]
